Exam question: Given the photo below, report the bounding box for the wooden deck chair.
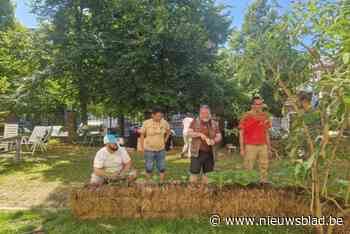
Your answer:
[0,124,19,152]
[21,126,53,155]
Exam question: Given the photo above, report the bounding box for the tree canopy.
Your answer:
[0,0,349,124]
[28,0,233,122]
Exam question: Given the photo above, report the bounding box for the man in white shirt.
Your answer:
[180,113,194,158]
[90,134,137,185]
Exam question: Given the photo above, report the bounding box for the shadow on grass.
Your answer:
[0,145,96,184]
[0,145,191,185]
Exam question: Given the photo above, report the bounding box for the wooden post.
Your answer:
[15,136,21,163]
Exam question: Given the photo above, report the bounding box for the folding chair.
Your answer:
[51,126,68,137]
[21,126,53,155]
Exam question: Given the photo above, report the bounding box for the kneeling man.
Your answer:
[90,134,137,185]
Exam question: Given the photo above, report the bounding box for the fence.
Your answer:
[87,113,186,137]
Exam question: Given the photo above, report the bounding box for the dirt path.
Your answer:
[0,146,94,210]
[0,174,79,209]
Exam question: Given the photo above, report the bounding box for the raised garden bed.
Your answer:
[71,183,349,233]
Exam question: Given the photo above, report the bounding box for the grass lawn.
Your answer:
[0,142,346,233]
[0,209,312,234]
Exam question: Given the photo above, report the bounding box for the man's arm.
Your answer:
[210,121,222,145]
[139,133,145,153]
[187,120,203,138]
[116,160,132,177]
[164,124,171,143]
[265,115,272,154]
[188,128,207,142]
[139,123,146,154]
[239,115,246,156]
[188,128,202,138]
[112,149,132,179]
[214,132,222,144]
[94,167,106,177]
[188,120,210,142]
[93,152,106,177]
[239,129,245,156]
[265,129,271,153]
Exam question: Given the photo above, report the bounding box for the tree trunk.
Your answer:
[79,94,88,125]
[76,2,88,125]
[118,114,125,137]
[66,110,77,143]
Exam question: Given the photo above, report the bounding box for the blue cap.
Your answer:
[103,134,117,144]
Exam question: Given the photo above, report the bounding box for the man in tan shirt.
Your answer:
[140,107,171,183]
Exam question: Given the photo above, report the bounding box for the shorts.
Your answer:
[190,150,214,175]
[144,150,166,173]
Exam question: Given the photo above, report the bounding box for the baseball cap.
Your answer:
[103,134,118,145]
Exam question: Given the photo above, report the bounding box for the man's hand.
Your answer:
[205,138,215,146]
[110,172,121,180]
[199,133,207,141]
[268,147,273,158]
[139,133,145,156]
[240,147,245,157]
[140,148,144,156]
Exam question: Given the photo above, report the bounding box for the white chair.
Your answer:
[21,126,53,155]
[0,124,19,152]
[51,125,68,137]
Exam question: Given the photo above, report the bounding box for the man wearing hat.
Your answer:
[90,134,137,185]
[239,96,272,183]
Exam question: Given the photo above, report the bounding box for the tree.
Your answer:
[92,0,232,115]
[32,0,106,124]
[32,0,232,120]
[0,0,14,30]
[227,0,308,117]
[0,23,40,112]
[261,1,350,233]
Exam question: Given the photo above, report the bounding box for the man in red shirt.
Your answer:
[239,97,272,183]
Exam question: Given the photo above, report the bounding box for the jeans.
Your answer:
[144,150,166,173]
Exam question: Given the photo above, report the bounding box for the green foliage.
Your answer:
[30,0,233,119]
[0,0,14,30]
[208,170,259,187]
[221,0,309,117]
[0,23,41,112]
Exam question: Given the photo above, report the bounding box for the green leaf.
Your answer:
[344,96,350,105]
[336,179,349,187]
[304,154,315,170]
[295,163,302,176]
